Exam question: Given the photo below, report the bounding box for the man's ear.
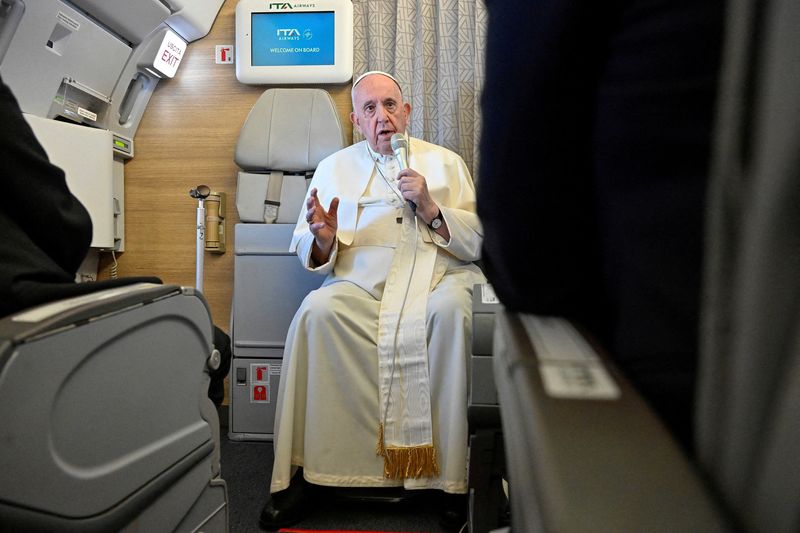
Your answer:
[349,111,358,126]
[404,102,412,118]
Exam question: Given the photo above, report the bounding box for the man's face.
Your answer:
[350,74,411,155]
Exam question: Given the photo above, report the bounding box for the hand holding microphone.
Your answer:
[390,133,417,212]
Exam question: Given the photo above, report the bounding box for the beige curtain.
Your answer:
[352,0,487,179]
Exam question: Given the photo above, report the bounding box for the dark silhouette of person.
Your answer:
[477,0,726,450]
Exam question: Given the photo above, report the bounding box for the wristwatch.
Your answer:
[428,209,444,230]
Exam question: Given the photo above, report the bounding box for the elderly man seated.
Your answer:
[259,71,485,531]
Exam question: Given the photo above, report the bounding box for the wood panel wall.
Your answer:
[104,0,354,339]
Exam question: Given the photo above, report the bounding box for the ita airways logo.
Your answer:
[303,28,313,40]
[269,2,317,8]
[277,28,301,40]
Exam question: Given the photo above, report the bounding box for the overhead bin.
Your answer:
[69,0,171,45]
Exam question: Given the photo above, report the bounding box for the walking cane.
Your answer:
[189,184,211,292]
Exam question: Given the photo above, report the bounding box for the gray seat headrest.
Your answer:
[235,88,345,173]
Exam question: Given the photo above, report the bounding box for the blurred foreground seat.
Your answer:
[0,283,228,532]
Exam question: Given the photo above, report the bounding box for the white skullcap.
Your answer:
[351,70,403,99]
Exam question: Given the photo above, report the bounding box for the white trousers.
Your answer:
[270,268,481,494]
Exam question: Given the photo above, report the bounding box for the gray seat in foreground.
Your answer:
[0,283,228,532]
[493,313,729,532]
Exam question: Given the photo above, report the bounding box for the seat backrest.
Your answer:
[236,87,344,173]
[229,89,343,439]
[234,88,345,223]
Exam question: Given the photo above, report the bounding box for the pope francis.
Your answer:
[260,71,486,531]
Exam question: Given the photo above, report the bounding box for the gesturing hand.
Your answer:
[305,187,339,264]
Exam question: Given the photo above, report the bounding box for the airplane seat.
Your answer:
[492,314,730,532]
[229,88,344,440]
[488,0,800,530]
[0,282,229,532]
[467,284,509,532]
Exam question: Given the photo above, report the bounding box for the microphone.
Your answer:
[390,133,416,211]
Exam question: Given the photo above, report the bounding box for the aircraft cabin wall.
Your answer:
[100,0,355,371]
[0,0,230,258]
[1,0,355,405]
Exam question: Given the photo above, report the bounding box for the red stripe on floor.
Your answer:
[280,529,419,533]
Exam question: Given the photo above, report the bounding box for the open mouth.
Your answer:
[378,129,395,138]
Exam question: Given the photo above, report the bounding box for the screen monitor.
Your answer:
[236,0,353,84]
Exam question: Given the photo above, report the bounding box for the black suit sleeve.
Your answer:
[0,75,92,316]
[477,0,614,328]
[477,0,725,449]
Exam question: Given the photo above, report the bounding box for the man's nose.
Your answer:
[376,105,390,121]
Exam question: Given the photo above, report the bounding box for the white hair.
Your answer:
[350,70,403,107]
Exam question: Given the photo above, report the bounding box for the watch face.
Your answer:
[431,217,442,229]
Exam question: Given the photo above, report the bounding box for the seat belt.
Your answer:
[263,170,283,223]
[262,170,316,223]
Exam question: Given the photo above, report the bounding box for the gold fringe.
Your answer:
[381,444,440,479]
[376,423,439,479]
[376,423,386,456]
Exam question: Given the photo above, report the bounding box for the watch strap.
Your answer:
[428,209,443,230]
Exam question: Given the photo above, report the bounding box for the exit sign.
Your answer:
[151,29,187,78]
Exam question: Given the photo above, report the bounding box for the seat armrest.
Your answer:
[494,310,730,532]
[0,283,183,345]
[472,283,501,356]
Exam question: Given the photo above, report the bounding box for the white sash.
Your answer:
[375,190,440,479]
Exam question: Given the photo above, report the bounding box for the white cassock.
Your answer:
[270,136,485,495]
